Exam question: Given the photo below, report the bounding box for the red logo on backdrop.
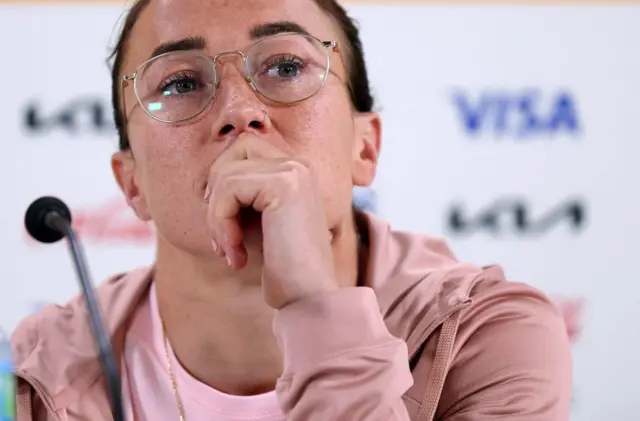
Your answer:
[553,297,584,344]
[25,197,156,245]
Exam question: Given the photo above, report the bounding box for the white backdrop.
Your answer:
[1,2,639,419]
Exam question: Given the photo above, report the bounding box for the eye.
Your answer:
[264,55,306,79]
[159,73,200,95]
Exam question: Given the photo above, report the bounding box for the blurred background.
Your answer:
[1,0,639,419]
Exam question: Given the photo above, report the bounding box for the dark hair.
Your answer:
[108,0,375,151]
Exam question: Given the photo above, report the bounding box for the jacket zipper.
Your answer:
[16,372,59,420]
[408,299,472,361]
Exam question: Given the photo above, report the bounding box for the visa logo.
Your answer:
[452,90,581,138]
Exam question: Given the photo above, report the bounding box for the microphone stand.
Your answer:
[46,211,125,421]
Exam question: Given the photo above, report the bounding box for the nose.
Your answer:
[209,61,270,140]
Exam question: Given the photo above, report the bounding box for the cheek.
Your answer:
[129,122,212,201]
[282,89,354,161]
[279,95,355,211]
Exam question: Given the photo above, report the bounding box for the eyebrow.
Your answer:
[148,21,312,60]
[150,36,206,60]
[249,21,311,39]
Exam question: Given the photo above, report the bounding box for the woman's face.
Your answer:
[113,0,381,255]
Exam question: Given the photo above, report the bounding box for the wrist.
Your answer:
[274,287,394,374]
[278,281,340,310]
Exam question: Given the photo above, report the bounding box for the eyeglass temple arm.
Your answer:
[119,74,136,136]
[323,41,338,51]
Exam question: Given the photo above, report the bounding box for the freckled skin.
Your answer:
[109,0,381,394]
[116,0,374,258]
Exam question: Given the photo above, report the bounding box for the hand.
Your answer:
[205,134,339,309]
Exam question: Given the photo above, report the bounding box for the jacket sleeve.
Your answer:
[273,287,413,420]
[436,280,573,421]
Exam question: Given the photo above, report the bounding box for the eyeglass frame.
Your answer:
[120,32,340,125]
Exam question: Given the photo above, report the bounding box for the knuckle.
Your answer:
[282,159,309,177]
[277,160,309,193]
[281,173,300,193]
[294,156,312,168]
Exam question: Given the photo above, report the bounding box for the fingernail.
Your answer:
[204,185,211,201]
[226,255,233,268]
[211,239,218,252]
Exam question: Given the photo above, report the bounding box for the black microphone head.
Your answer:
[25,196,73,243]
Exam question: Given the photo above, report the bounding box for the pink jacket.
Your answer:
[11,212,572,420]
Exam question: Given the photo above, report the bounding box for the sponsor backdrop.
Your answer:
[1,1,639,419]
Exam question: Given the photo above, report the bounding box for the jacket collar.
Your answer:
[13,211,483,409]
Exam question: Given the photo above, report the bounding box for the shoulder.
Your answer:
[436,274,573,419]
[459,274,573,371]
[11,267,152,370]
[464,268,566,333]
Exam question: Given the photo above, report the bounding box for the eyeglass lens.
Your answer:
[134,34,330,123]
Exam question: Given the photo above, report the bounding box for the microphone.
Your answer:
[24,196,125,421]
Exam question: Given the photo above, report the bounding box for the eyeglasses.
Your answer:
[121,33,339,124]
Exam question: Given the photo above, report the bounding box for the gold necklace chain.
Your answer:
[162,324,188,421]
[159,232,364,421]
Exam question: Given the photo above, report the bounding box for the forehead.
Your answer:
[124,0,340,70]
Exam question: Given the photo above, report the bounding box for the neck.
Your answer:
[155,215,361,396]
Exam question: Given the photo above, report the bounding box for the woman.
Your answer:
[12,0,572,420]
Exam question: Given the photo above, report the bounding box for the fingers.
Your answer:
[205,136,311,269]
[207,162,276,268]
[204,136,287,201]
[207,160,312,268]
[212,135,286,167]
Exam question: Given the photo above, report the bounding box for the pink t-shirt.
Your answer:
[122,283,285,421]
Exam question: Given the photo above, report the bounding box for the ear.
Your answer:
[111,151,152,221]
[351,112,382,187]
